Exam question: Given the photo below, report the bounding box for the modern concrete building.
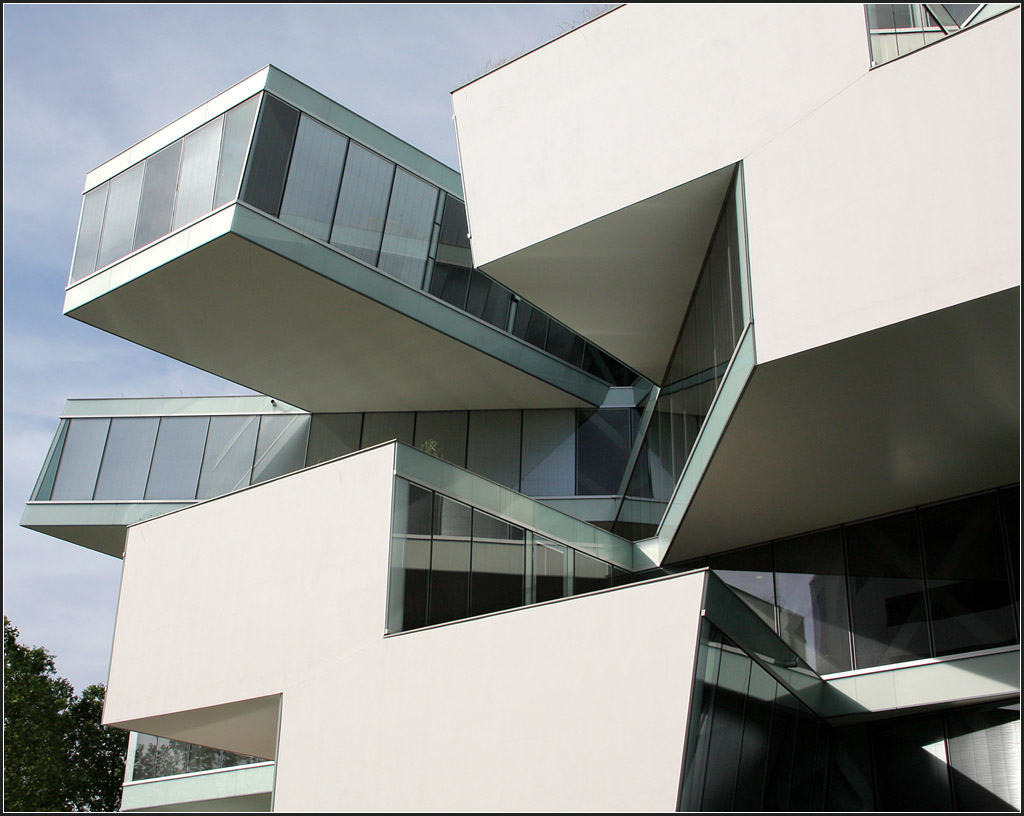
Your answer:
[23,4,1020,811]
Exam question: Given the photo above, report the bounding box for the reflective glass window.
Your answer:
[774,528,853,674]
[171,116,224,230]
[700,647,750,810]
[946,704,1021,811]
[534,539,567,603]
[378,167,438,286]
[709,544,776,631]
[196,415,259,499]
[763,689,799,810]
[435,194,472,266]
[93,417,160,501]
[920,492,1017,655]
[241,95,300,218]
[429,263,471,311]
[305,413,362,467]
[466,410,521,490]
[871,713,953,810]
[213,95,260,208]
[70,184,109,283]
[145,416,210,500]
[413,411,468,468]
[545,320,585,367]
[469,509,525,616]
[732,662,776,811]
[330,142,394,265]
[388,479,432,633]
[251,414,310,485]
[96,163,145,269]
[576,408,632,496]
[361,412,414,447]
[513,302,549,348]
[50,418,110,501]
[134,141,182,250]
[279,115,348,242]
[520,409,575,496]
[429,495,471,625]
[846,510,930,668]
[573,551,611,595]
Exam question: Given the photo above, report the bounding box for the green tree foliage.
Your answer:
[4,616,128,812]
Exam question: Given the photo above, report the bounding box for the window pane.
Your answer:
[521,409,575,496]
[470,510,525,617]
[330,142,394,265]
[534,539,567,602]
[96,163,145,268]
[435,195,472,268]
[846,510,930,668]
[145,416,210,500]
[946,705,1021,811]
[573,550,611,595]
[709,544,776,631]
[871,713,953,810]
[134,140,182,249]
[93,418,159,501]
[251,414,310,485]
[50,418,110,501]
[413,411,468,467]
[279,115,348,242]
[466,410,521,490]
[305,413,362,467]
[576,408,632,496]
[388,479,432,633]
[429,495,471,624]
[241,95,300,218]
[70,184,109,283]
[378,167,438,286]
[196,415,259,499]
[361,412,414,447]
[774,528,853,674]
[213,95,260,208]
[429,263,471,311]
[171,116,224,230]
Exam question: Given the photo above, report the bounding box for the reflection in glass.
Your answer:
[279,115,348,242]
[573,550,611,595]
[251,414,310,485]
[709,543,775,630]
[521,409,575,496]
[946,705,1021,811]
[378,168,438,286]
[96,163,145,269]
[241,94,300,218]
[388,479,432,633]
[145,416,210,500]
[305,413,362,467]
[134,141,183,249]
[331,142,394,265]
[361,412,414,447]
[576,409,632,496]
[846,510,930,668]
[470,509,525,616]
[213,96,260,209]
[196,415,259,500]
[430,495,471,625]
[171,116,224,231]
[93,418,159,501]
[466,410,521,490]
[413,411,468,468]
[50,418,110,501]
[534,540,567,603]
[871,713,953,810]
[70,185,109,283]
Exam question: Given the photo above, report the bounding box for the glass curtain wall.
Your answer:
[387,478,622,633]
[70,95,260,284]
[131,733,262,781]
[614,171,748,539]
[667,486,1019,673]
[865,4,990,65]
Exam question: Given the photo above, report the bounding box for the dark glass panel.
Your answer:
[378,167,437,286]
[465,410,521,490]
[465,269,491,318]
[251,414,310,485]
[582,343,635,387]
[1000,486,1019,627]
[213,95,260,208]
[520,409,575,496]
[241,95,300,218]
[469,509,525,616]
[788,704,819,810]
[534,540,567,602]
[361,412,414,447]
[732,662,776,811]
[871,713,953,810]
[545,320,584,367]
[50,418,111,501]
[436,194,472,269]
[920,492,1017,655]
[330,141,394,265]
[429,263,471,311]
[279,115,348,242]
[466,270,513,329]
[946,704,1020,811]
[305,413,362,467]
[413,411,468,468]
[70,184,108,283]
[196,415,259,499]
[700,647,750,810]
[846,510,931,668]
[763,688,798,810]
[92,417,159,501]
[145,416,210,500]
[171,116,224,230]
[827,724,875,811]
[774,527,853,674]
[867,4,898,29]
[96,163,145,268]
[573,551,611,595]
[429,495,471,625]
[134,140,182,249]
[678,621,722,811]
[709,544,776,631]
[388,480,432,633]
[576,408,632,496]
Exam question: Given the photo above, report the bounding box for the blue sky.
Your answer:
[3,3,595,692]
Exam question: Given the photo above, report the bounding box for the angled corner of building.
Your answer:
[23,5,1021,813]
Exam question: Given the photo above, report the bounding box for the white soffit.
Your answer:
[664,287,1020,562]
[479,166,735,382]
